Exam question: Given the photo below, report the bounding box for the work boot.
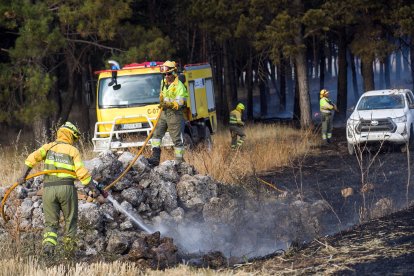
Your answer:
[147,147,161,167]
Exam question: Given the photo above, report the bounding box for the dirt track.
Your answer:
[243,127,414,274]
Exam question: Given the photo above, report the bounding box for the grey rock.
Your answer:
[121,187,144,207]
[177,174,217,211]
[20,198,34,219]
[106,230,131,254]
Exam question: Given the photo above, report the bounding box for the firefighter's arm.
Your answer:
[72,148,92,185]
[236,111,244,126]
[24,143,53,168]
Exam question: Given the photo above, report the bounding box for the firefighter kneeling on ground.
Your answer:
[319,89,338,144]
[229,103,246,149]
[17,122,102,256]
[147,60,189,166]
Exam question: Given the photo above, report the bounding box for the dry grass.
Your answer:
[0,123,317,187]
[0,258,247,276]
[185,123,318,183]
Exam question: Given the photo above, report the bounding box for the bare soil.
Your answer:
[240,127,414,274]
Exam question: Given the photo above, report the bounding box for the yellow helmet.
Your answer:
[320,89,329,98]
[61,122,80,141]
[236,103,245,111]
[160,60,177,74]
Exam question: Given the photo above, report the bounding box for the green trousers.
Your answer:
[152,109,185,159]
[229,124,246,148]
[42,184,78,245]
[321,112,333,139]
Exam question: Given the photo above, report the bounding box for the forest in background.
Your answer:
[1,0,414,141]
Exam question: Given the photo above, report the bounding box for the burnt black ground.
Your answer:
[259,127,414,228]
[241,127,414,274]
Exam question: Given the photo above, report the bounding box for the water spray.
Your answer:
[106,195,153,234]
[93,181,153,234]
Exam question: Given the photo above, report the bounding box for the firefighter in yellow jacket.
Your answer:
[147,60,189,166]
[229,103,246,149]
[319,89,338,144]
[17,122,100,255]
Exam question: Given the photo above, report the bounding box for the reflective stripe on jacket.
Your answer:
[229,109,243,125]
[25,128,91,185]
[161,77,188,108]
[320,97,334,114]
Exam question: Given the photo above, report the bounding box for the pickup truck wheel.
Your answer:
[347,142,355,155]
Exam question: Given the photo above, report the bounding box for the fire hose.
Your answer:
[1,108,163,223]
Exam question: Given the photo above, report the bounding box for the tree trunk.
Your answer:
[349,50,359,99]
[319,40,325,91]
[379,61,385,89]
[278,54,287,111]
[60,50,75,123]
[292,0,312,128]
[395,49,401,81]
[80,64,91,139]
[384,55,391,88]
[361,56,375,92]
[223,42,232,120]
[293,68,301,122]
[246,51,254,120]
[336,28,347,120]
[32,117,48,145]
[259,78,267,118]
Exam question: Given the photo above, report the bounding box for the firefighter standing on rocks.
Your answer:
[319,89,338,144]
[147,60,189,166]
[17,122,101,256]
[229,103,246,149]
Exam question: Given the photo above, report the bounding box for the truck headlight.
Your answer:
[393,115,407,123]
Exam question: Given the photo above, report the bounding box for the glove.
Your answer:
[239,121,245,126]
[159,94,164,103]
[86,180,101,198]
[17,165,31,185]
[171,102,179,110]
[159,102,173,109]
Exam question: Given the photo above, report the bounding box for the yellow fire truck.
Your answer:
[92,61,217,152]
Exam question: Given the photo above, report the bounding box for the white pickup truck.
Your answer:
[346,89,414,155]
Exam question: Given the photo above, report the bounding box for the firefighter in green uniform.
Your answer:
[229,103,246,149]
[17,122,100,255]
[319,89,338,144]
[147,60,189,166]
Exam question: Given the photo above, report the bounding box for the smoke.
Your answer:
[148,195,335,259]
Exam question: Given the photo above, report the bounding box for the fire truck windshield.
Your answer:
[98,73,163,108]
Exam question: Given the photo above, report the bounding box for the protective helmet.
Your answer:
[160,60,177,74]
[61,122,80,141]
[236,103,245,111]
[320,89,329,98]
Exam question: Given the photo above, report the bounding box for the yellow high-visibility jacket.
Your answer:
[160,77,188,109]
[320,97,335,114]
[229,108,244,125]
[25,128,91,185]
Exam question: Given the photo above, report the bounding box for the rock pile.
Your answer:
[0,151,337,268]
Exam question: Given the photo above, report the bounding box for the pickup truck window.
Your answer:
[357,95,405,110]
[98,74,163,108]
